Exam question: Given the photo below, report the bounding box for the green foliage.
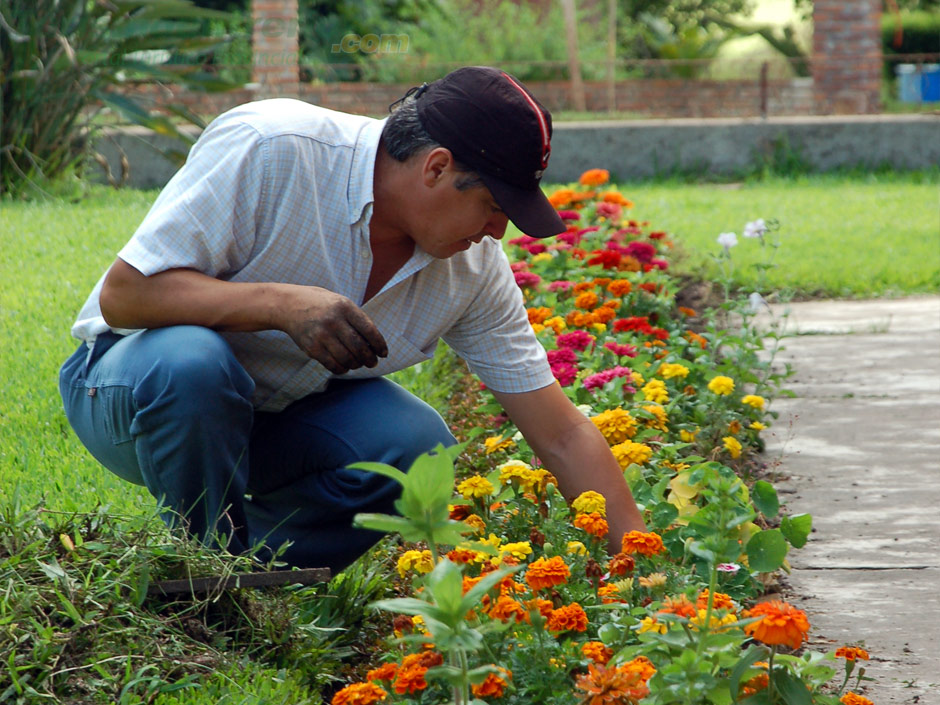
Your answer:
[883,9,940,54]
[0,0,239,198]
[635,12,731,77]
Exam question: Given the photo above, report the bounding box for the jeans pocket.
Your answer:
[98,385,136,445]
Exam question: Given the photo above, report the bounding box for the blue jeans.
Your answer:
[59,326,456,571]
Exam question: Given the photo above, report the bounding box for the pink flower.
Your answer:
[547,348,577,365]
[582,366,635,392]
[510,261,529,272]
[548,280,575,292]
[551,362,578,387]
[558,210,581,221]
[603,342,638,358]
[514,271,541,289]
[717,563,741,573]
[578,226,601,237]
[650,258,669,270]
[556,331,594,351]
[596,202,622,220]
[624,241,656,263]
[557,230,584,247]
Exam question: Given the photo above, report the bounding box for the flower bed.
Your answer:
[332,171,874,705]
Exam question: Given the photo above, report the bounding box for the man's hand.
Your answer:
[280,287,388,374]
[100,260,387,373]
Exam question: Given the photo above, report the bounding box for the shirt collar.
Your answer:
[347,116,387,226]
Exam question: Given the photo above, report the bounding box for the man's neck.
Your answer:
[370,146,413,250]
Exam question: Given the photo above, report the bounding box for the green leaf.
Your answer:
[650,501,679,529]
[729,645,766,702]
[772,668,814,705]
[746,529,789,573]
[752,481,779,518]
[780,513,812,549]
[352,513,414,535]
[347,461,407,486]
[425,559,464,620]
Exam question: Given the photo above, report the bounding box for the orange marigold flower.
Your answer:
[621,656,656,682]
[547,602,589,632]
[835,646,870,661]
[549,188,576,208]
[600,190,634,208]
[527,306,553,324]
[366,663,398,682]
[658,595,697,619]
[449,504,471,520]
[472,669,512,698]
[488,595,527,624]
[607,552,635,576]
[739,673,769,697]
[575,291,600,310]
[696,589,736,612]
[525,556,571,591]
[447,548,478,564]
[592,306,617,324]
[597,584,625,604]
[331,681,388,705]
[621,530,665,557]
[573,281,596,293]
[592,277,613,287]
[678,306,697,317]
[574,512,609,538]
[685,331,707,349]
[607,279,633,296]
[524,597,555,619]
[743,600,811,650]
[841,693,874,705]
[575,663,650,705]
[579,168,610,186]
[581,641,614,665]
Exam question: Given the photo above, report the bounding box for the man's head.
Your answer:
[384,66,565,240]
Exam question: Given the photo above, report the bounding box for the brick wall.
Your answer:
[128,77,814,121]
[813,0,882,113]
[251,0,299,96]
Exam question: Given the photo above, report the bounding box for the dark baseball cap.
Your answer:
[407,66,565,239]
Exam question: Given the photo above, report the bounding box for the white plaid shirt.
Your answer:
[71,99,554,411]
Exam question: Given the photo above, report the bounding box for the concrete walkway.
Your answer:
[758,296,940,703]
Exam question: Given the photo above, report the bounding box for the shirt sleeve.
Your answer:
[443,244,556,394]
[117,117,265,279]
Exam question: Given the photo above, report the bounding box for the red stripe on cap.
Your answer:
[501,72,551,169]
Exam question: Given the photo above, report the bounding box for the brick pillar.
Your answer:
[813,0,882,114]
[252,0,300,97]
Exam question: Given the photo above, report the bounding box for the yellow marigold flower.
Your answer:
[638,572,667,589]
[741,394,765,409]
[499,541,533,561]
[575,291,600,310]
[641,404,668,431]
[657,362,689,379]
[567,540,588,556]
[641,379,669,404]
[637,616,667,634]
[708,375,735,395]
[835,646,870,661]
[498,461,555,494]
[464,514,486,534]
[679,428,698,442]
[591,408,637,446]
[579,168,610,186]
[479,533,503,550]
[531,252,553,264]
[611,440,653,469]
[483,435,514,455]
[723,436,743,459]
[690,608,738,632]
[697,589,736,611]
[397,550,434,578]
[621,531,665,557]
[631,371,645,387]
[591,322,607,334]
[457,475,495,500]
[750,421,766,431]
[572,490,607,516]
[841,693,874,705]
[531,323,545,333]
[544,316,566,334]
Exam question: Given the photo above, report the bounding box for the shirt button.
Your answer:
[360,249,369,259]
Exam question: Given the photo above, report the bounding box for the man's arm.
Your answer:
[99,258,388,375]
[491,382,647,553]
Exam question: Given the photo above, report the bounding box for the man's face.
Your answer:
[407,151,511,259]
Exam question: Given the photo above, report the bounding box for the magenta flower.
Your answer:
[582,366,635,392]
[556,330,594,351]
[514,271,541,289]
[603,341,638,358]
[558,210,581,221]
[548,280,575,292]
[596,202,622,220]
[551,362,578,387]
[547,348,577,365]
[624,241,656,263]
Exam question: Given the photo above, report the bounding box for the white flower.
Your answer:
[748,292,768,312]
[717,562,741,573]
[743,218,767,239]
[575,403,593,417]
[511,430,524,442]
[716,232,738,249]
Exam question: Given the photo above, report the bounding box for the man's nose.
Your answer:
[485,213,509,239]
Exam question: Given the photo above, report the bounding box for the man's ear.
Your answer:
[421,147,455,187]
